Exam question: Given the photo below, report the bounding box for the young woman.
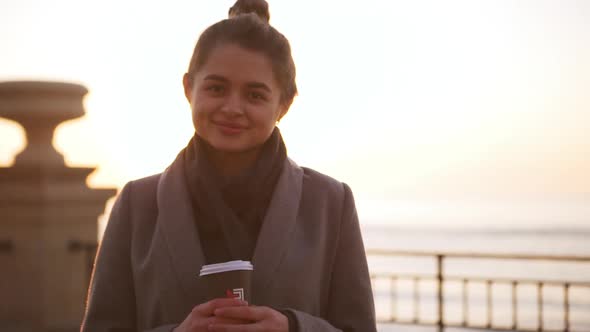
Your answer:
[81,1,376,331]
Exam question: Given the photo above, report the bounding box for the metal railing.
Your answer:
[367,249,590,332]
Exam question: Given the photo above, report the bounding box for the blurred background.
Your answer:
[1,0,588,237]
[1,0,589,330]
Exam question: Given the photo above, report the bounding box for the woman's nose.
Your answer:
[219,92,244,115]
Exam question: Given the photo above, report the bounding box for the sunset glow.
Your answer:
[1,0,588,228]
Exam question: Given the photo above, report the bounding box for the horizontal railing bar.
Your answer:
[370,273,590,287]
[381,319,438,326]
[371,273,434,279]
[366,249,590,262]
[443,278,590,287]
[377,319,578,332]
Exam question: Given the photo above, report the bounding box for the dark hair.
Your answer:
[186,0,297,107]
[229,0,270,22]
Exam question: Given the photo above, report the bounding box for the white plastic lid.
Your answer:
[199,260,253,276]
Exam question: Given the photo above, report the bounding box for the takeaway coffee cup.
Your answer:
[199,260,253,302]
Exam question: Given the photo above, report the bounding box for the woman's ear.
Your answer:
[182,73,193,103]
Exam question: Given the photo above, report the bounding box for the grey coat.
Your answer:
[81,154,377,332]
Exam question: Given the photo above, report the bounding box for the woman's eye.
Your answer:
[205,85,225,94]
[249,91,266,101]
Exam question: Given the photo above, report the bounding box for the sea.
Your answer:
[360,226,590,332]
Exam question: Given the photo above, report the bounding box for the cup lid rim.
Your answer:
[199,260,253,276]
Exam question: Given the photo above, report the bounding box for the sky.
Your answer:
[1,0,589,229]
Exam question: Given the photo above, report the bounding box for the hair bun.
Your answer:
[228,0,270,23]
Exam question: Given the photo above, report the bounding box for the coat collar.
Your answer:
[156,153,204,307]
[156,153,303,305]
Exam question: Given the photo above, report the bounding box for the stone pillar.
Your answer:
[0,81,117,332]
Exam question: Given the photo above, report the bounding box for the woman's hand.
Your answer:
[208,305,289,332]
[173,298,250,332]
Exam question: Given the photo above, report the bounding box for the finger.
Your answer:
[194,298,248,316]
[214,305,267,322]
[209,316,252,325]
[208,323,258,332]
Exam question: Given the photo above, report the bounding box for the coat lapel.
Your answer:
[156,154,205,307]
[251,158,303,301]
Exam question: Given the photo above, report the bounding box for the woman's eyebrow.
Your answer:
[246,82,271,93]
[203,74,228,82]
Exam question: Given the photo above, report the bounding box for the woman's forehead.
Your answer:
[197,43,276,85]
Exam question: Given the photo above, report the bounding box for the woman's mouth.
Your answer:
[214,121,246,135]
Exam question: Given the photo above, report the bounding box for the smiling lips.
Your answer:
[214,120,246,135]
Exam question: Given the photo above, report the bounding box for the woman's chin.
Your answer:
[208,140,256,154]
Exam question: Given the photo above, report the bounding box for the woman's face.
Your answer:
[183,43,288,153]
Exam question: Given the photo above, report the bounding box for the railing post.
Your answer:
[538,282,544,332]
[462,279,469,326]
[413,277,420,323]
[390,276,397,322]
[486,280,493,329]
[564,283,570,332]
[512,281,518,330]
[436,254,444,332]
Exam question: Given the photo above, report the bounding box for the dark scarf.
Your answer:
[183,128,287,264]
